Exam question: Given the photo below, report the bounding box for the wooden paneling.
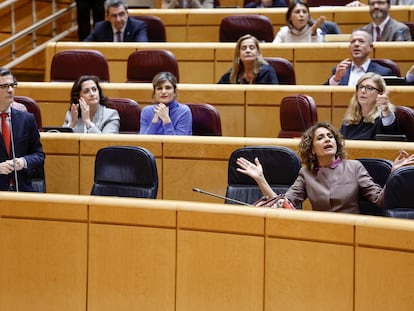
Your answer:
[2,193,414,311]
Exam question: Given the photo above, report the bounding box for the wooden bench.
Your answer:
[44,41,414,84]
[2,192,414,310]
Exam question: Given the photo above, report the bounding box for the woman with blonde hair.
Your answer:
[340,72,401,140]
[217,34,279,84]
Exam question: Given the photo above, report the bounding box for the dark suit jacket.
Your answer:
[0,108,45,191]
[244,0,287,7]
[84,17,148,42]
[324,60,393,85]
[320,21,341,35]
[364,18,412,41]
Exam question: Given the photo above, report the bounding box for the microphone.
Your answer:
[7,114,19,192]
[192,187,251,206]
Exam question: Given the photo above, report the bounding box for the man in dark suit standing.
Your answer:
[325,29,393,86]
[363,0,411,41]
[84,0,148,42]
[0,68,44,192]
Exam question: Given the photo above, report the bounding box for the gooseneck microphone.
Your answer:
[192,187,251,206]
[7,114,19,192]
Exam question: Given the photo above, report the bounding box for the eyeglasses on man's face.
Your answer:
[357,84,380,92]
[0,83,17,90]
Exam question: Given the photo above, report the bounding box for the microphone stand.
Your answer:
[192,187,251,206]
[8,114,19,192]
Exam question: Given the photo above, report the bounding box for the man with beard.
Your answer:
[325,29,393,86]
[363,0,411,41]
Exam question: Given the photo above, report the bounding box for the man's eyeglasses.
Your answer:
[357,84,380,92]
[0,83,17,90]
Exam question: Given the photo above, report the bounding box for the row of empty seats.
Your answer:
[90,144,414,219]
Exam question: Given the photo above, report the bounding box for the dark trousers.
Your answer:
[76,0,105,41]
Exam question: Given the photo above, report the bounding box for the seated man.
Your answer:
[84,0,148,42]
[325,29,393,86]
[363,0,411,41]
[346,0,414,6]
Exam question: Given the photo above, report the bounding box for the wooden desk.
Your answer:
[2,192,414,310]
[45,41,414,84]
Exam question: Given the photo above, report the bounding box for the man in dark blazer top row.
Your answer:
[0,68,44,192]
[84,0,148,42]
[325,29,393,86]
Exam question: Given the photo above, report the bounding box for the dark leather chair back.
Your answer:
[126,49,179,83]
[219,15,274,42]
[133,15,166,42]
[225,146,301,206]
[357,158,392,216]
[13,95,46,192]
[372,58,401,76]
[306,0,349,5]
[14,95,43,130]
[243,0,289,6]
[264,57,296,85]
[404,22,414,41]
[320,20,341,34]
[106,98,141,133]
[185,103,222,136]
[50,49,110,82]
[395,106,414,142]
[91,146,158,199]
[278,94,318,138]
[384,166,414,219]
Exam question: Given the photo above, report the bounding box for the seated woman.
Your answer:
[218,34,279,84]
[140,72,192,135]
[236,121,414,214]
[273,0,325,43]
[63,75,120,133]
[340,72,401,140]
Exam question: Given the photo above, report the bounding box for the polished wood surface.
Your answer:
[1,193,414,310]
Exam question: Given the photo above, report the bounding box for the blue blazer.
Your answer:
[325,61,393,85]
[84,17,148,42]
[0,109,45,191]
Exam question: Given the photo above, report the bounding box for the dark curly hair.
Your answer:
[298,122,347,173]
[69,75,108,110]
